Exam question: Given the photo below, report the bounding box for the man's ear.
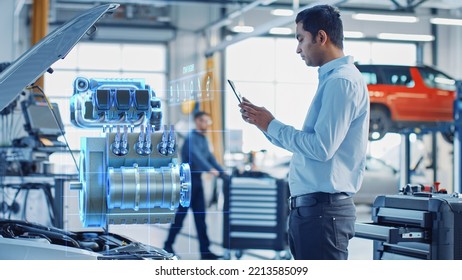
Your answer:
[318,30,328,45]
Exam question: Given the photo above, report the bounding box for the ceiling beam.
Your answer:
[389,0,429,11]
[204,0,348,57]
[56,0,253,6]
[200,0,277,33]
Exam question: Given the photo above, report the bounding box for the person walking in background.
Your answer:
[239,4,370,260]
[164,111,224,260]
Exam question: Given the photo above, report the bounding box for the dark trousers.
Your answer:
[288,196,355,260]
[164,175,211,253]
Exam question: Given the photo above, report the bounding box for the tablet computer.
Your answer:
[227,79,242,103]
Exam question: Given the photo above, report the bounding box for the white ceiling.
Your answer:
[48,0,462,42]
[345,0,462,10]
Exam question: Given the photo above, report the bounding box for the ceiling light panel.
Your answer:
[232,25,254,33]
[271,9,294,16]
[344,31,365,38]
[377,33,434,41]
[269,27,292,35]
[430,17,462,26]
[353,13,418,23]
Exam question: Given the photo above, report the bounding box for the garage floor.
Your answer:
[108,204,374,260]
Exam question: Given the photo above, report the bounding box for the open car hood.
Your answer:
[0,3,119,111]
[0,219,176,260]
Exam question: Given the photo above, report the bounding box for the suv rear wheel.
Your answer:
[369,107,390,141]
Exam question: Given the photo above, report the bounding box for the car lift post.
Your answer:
[399,133,411,189]
[453,81,462,193]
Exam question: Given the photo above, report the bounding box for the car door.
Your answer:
[380,66,428,121]
[416,66,455,121]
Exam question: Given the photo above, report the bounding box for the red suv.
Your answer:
[356,64,456,141]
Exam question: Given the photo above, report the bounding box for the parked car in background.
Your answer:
[354,156,402,205]
[261,155,426,205]
[356,64,456,141]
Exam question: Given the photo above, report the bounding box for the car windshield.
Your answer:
[361,72,378,85]
[382,67,415,87]
[418,67,456,91]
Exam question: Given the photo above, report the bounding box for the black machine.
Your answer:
[22,100,64,139]
[0,94,67,176]
[222,172,289,259]
[19,93,66,148]
[355,192,462,260]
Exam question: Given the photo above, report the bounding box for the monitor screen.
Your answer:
[26,103,65,136]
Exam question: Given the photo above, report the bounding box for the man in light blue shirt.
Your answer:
[239,5,369,260]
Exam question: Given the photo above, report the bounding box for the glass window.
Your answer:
[44,70,79,97]
[360,71,378,85]
[226,38,276,82]
[370,42,416,65]
[275,38,314,83]
[344,41,372,64]
[226,37,313,158]
[121,44,166,72]
[418,67,456,91]
[345,41,416,65]
[226,38,418,163]
[44,42,167,151]
[356,65,381,85]
[78,43,121,70]
[382,68,415,87]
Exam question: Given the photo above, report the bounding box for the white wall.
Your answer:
[0,1,15,62]
[436,25,462,79]
[0,1,30,62]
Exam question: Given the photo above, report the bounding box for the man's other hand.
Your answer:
[239,97,275,132]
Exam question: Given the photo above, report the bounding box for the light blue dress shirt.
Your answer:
[266,56,370,196]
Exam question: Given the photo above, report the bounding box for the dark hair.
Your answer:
[194,111,209,120]
[295,5,343,50]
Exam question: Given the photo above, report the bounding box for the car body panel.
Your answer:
[357,64,456,140]
[360,65,455,123]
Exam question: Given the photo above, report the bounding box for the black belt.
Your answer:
[288,192,351,210]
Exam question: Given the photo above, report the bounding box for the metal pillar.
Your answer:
[399,133,411,188]
[432,132,438,183]
[430,8,439,184]
[454,81,462,193]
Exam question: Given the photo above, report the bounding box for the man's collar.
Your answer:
[318,55,354,78]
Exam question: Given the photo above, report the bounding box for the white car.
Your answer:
[0,219,176,260]
[354,156,401,205]
[261,156,424,205]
